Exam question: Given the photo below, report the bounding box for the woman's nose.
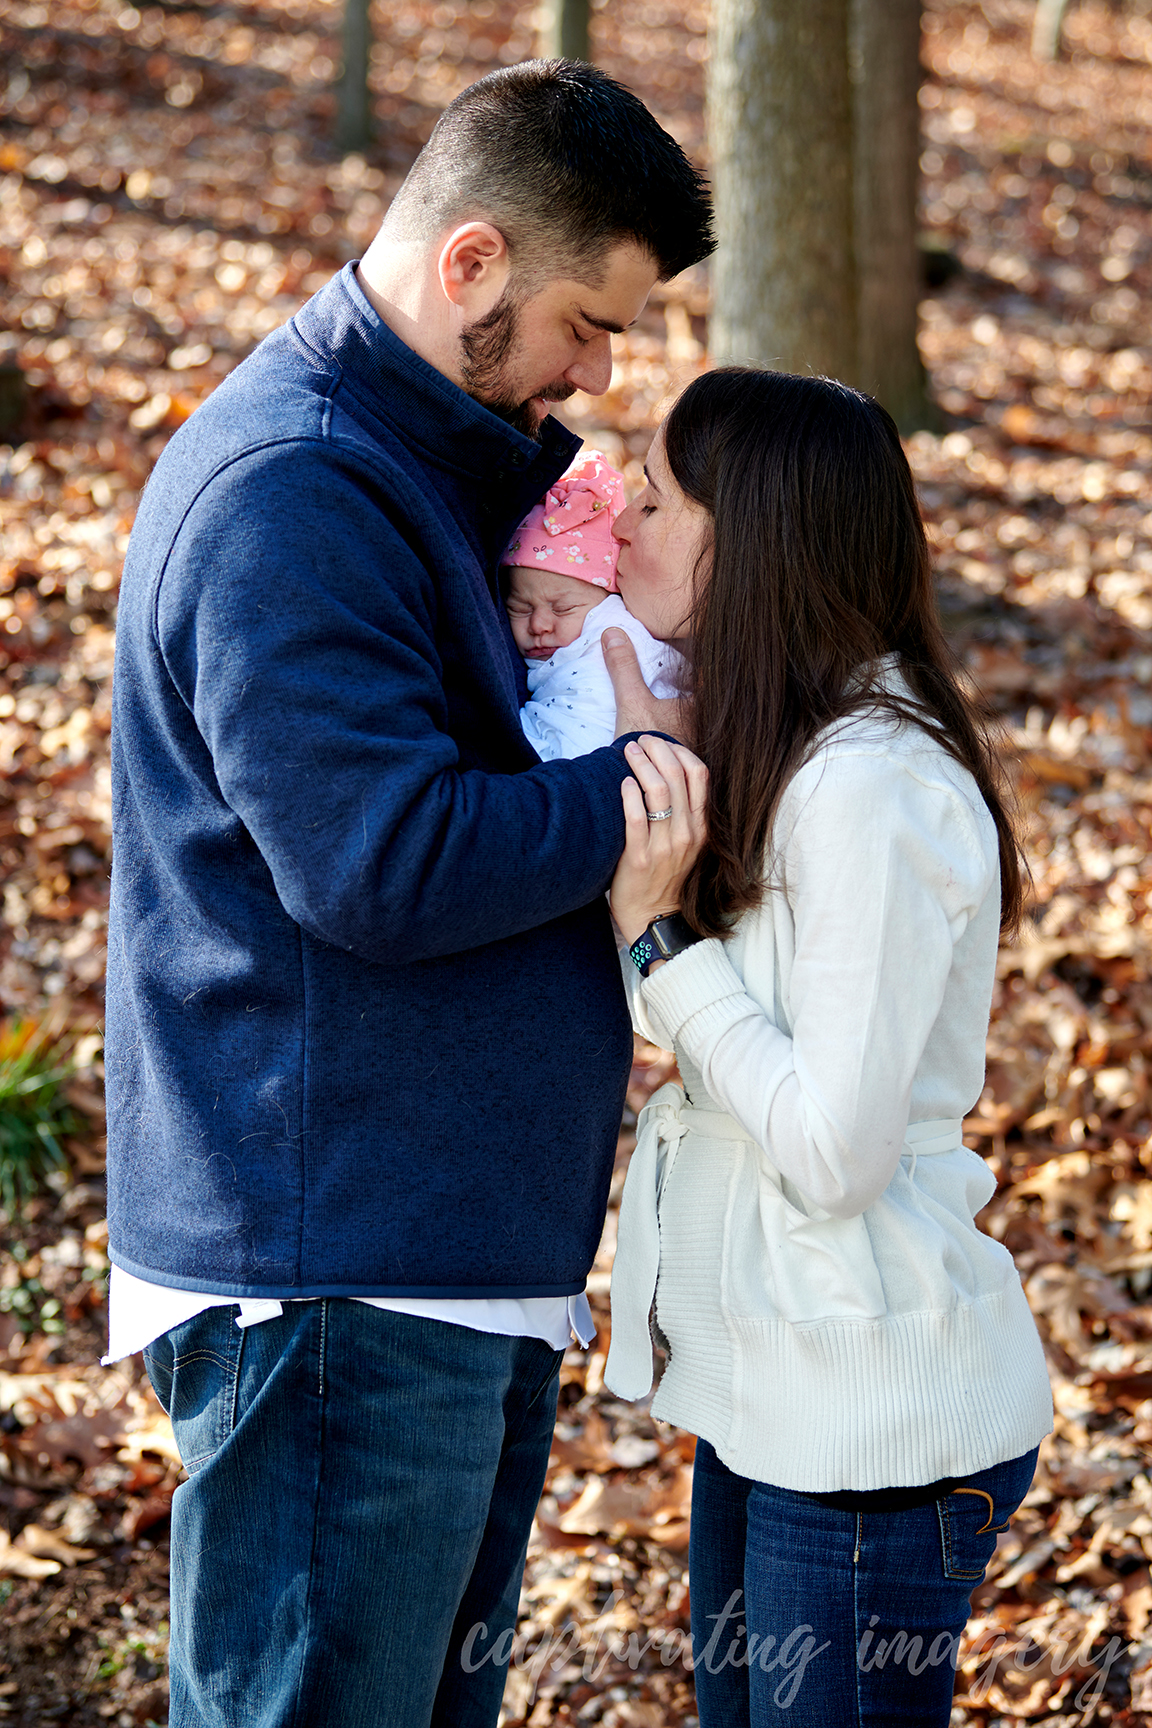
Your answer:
[613,502,634,544]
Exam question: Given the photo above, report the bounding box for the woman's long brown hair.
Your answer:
[664,368,1023,939]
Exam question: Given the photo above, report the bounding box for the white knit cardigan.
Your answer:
[606,704,1053,1491]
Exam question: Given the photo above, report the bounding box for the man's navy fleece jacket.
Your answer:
[105,263,643,1299]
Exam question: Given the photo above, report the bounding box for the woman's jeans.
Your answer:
[144,1300,563,1728]
[690,1438,1039,1726]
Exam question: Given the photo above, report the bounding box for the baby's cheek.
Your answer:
[573,598,611,645]
[559,607,599,647]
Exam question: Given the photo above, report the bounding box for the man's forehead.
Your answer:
[545,242,660,327]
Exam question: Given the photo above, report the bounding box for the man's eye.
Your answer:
[571,326,592,346]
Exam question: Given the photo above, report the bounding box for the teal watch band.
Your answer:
[628,913,702,978]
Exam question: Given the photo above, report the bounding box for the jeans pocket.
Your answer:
[936,1447,1039,1581]
[145,1307,244,1476]
[143,1336,174,1414]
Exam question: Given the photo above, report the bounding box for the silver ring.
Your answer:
[646,807,674,822]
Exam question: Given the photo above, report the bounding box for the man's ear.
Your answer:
[437,222,511,319]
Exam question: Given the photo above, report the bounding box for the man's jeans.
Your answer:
[689,1437,1038,1726]
[144,1300,563,1728]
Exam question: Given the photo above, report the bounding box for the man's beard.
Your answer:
[459,289,574,441]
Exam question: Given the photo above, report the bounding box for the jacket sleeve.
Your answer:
[154,441,641,963]
[638,748,998,1217]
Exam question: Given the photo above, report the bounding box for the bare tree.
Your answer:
[336,0,373,152]
[538,0,592,61]
[852,0,934,429]
[708,0,857,382]
[1032,0,1072,61]
[0,363,26,438]
[708,0,933,430]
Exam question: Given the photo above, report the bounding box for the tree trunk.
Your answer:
[336,0,373,153]
[0,364,27,438]
[1032,0,1072,61]
[539,0,591,62]
[707,0,857,383]
[851,0,934,430]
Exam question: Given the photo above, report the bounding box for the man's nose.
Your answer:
[565,332,613,398]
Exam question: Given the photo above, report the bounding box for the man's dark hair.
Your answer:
[383,60,713,282]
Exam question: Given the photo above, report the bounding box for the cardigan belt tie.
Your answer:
[605,1095,967,1401]
[606,1082,739,1399]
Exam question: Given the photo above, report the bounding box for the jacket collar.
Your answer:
[292,263,581,530]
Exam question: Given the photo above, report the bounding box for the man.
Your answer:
[105,60,712,1728]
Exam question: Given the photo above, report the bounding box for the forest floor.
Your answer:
[2,0,1152,1721]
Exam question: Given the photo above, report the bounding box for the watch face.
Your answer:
[652,915,680,957]
[632,916,698,976]
[651,915,698,964]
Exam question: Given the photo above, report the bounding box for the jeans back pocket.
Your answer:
[936,1447,1039,1581]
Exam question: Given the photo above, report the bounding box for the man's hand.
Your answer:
[603,628,689,743]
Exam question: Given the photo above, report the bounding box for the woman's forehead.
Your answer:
[644,428,670,487]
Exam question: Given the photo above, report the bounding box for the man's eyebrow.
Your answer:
[575,305,630,335]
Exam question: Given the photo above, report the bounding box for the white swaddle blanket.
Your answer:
[520,593,684,762]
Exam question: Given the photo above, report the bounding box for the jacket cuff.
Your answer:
[641,937,749,1042]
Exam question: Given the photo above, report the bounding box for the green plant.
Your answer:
[0,1018,83,1213]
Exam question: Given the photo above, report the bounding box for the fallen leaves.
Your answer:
[0,1527,64,1579]
[1,0,1152,1722]
[16,1522,96,1564]
[0,1362,178,1483]
[558,1478,658,1541]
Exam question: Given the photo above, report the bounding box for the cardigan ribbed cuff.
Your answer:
[642,937,754,1043]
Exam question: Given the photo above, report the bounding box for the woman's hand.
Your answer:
[609,735,708,951]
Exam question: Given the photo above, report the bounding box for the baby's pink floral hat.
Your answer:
[499,451,624,591]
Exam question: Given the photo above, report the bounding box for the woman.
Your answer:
[602,369,1052,1725]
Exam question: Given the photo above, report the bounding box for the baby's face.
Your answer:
[504,565,607,660]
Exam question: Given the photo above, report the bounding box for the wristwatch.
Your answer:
[628,913,703,977]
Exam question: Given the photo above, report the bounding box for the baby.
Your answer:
[501,451,683,762]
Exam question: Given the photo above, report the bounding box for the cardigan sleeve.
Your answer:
[617,941,680,1052]
[640,746,998,1217]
